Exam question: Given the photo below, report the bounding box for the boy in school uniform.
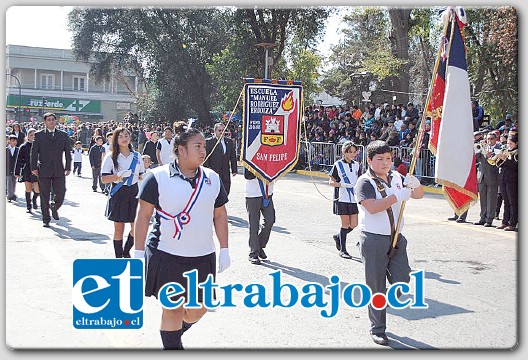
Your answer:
[72,141,84,176]
[354,140,424,346]
[6,134,19,201]
[89,136,105,192]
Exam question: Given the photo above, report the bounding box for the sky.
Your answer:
[5,5,344,56]
[6,6,75,49]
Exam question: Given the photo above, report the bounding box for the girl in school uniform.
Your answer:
[329,141,361,259]
[14,128,40,212]
[134,121,231,350]
[101,127,145,258]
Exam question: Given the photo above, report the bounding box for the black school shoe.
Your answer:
[249,256,261,265]
[258,249,267,260]
[339,251,352,259]
[51,207,60,220]
[371,333,389,346]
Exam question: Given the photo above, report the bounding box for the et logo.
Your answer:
[72,259,143,329]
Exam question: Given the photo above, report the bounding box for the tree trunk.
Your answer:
[388,8,413,103]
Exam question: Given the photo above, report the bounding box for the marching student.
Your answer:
[134,121,230,350]
[14,129,40,212]
[328,141,360,259]
[6,134,19,202]
[101,127,145,258]
[354,140,424,346]
[89,136,105,192]
[245,168,276,265]
[72,141,84,176]
[156,126,175,166]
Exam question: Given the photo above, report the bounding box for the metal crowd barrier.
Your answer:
[298,141,437,184]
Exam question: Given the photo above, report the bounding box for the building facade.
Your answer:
[5,45,141,124]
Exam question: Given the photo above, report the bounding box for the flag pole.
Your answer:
[388,8,453,257]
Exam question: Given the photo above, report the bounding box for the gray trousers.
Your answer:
[245,196,275,257]
[358,231,411,335]
[478,182,499,224]
[92,166,103,191]
[6,175,16,198]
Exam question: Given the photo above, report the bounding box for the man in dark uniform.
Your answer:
[30,112,72,227]
[204,123,238,195]
[474,132,501,227]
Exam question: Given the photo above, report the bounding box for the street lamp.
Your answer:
[6,73,22,123]
[256,42,277,79]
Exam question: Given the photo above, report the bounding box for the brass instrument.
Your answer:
[488,146,518,166]
[508,148,518,162]
[474,141,489,155]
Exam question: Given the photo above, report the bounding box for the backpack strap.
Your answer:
[370,176,396,246]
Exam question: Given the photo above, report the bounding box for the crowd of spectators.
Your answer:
[299,100,518,184]
[303,102,421,148]
[5,117,243,156]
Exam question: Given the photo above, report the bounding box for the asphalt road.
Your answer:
[4,154,519,350]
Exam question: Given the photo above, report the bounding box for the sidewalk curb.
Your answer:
[293,169,444,194]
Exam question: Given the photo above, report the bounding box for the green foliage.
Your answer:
[464,7,518,122]
[362,48,407,80]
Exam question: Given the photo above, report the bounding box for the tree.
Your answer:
[464,7,518,122]
[321,7,397,106]
[207,7,330,113]
[68,7,231,124]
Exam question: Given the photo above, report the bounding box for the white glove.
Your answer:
[394,187,412,202]
[117,169,132,178]
[134,249,145,259]
[403,174,421,189]
[218,248,231,273]
[340,182,355,188]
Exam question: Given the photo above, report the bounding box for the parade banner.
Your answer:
[241,79,303,183]
[427,7,478,215]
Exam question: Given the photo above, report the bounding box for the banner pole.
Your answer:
[389,8,452,257]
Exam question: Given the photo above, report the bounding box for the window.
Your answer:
[40,74,55,90]
[73,76,86,91]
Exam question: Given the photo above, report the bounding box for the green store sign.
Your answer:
[6,95,100,113]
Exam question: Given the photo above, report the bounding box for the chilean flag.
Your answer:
[428,7,478,215]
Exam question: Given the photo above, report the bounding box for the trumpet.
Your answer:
[488,147,518,166]
[474,141,489,155]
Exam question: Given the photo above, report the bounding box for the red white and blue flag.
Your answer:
[241,79,303,183]
[428,6,478,215]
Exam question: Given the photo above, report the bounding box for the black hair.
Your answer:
[110,127,133,169]
[341,141,357,154]
[366,140,391,160]
[172,121,203,156]
[43,112,57,121]
[508,134,518,143]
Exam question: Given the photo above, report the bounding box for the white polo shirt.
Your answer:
[139,163,228,257]
[245,178,275,198]
[330,159,360,203]
[354,169,405,235]
[72,148,83,162]
[156,137,175,165]
[101,151,145,185]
